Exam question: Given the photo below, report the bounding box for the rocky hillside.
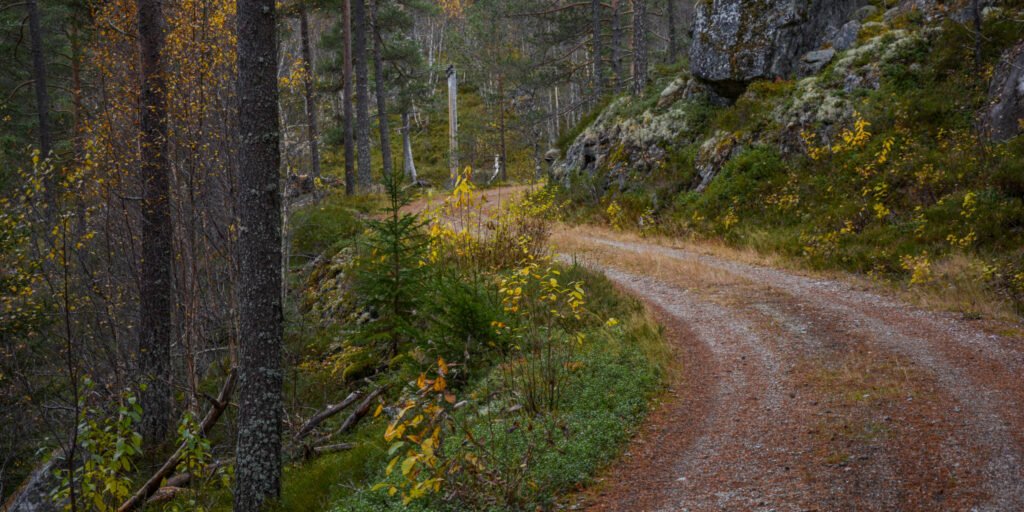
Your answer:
[555,0,1024,314]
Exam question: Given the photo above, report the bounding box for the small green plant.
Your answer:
[51,382,143,512]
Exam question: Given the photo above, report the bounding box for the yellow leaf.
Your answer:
[401,456,417,476]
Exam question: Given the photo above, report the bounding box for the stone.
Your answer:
[983,40,1024,142]
[854,5,878,21]
[800,49,836,76]
[694,131,742,192]
[4,454,64,512]
[656,76,688,109]
[689,0,865,99]
[832,21,861,51]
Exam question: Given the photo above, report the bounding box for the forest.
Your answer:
[2,0,1024,511]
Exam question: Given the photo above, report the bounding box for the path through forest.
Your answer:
[553,226,1024,512]
[437,186,1024,511]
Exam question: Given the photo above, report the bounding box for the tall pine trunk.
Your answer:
[611,0,623,92]
[234,0,284,509]
[137,0,173,446]
[402,111,417,182]
[27,0,51,158]
[632,0,648,95]
[353,0,373,189]
[591,0,603,98]
[299,3,321,178]
[27,0,54,215]
[498,74,507,181]
[667,0,678,62]
[343,0,355,195]
[371,0,393,178]
[972,0,982,70]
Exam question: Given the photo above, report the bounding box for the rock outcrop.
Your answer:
[983,40,1024,142]
[690,0,865,99]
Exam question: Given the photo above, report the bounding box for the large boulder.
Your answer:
[983,40,1024,142]
[689,0,865,99]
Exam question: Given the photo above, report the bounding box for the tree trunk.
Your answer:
[632,0,648,95]
[447,65,458,185]
[234,0,284,509]
[402,111,417,182]
[591,0,603,98]
[371,0,393,178]
[498,74,507,182]
[972,0,982,70]
[611,0,623,92]
[352,0,373,190]
[343,0,355,195]
[299,3,322,179]
[666,0,678,62]
[27,0,51,158]
[137,0,173,446]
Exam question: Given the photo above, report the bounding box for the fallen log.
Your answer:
[336,387,385,435]
[303,442,356,460]
[294,391,362,441]
[145,486,188,505]
[117,369,236,512]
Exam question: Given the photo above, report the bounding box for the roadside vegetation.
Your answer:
[149,175,666,511]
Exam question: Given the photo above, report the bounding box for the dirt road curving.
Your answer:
[555,227,1024,512]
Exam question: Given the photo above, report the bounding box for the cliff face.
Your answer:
[689,0,866,99]
[556,1,1024,195]
[984,40,1024,142]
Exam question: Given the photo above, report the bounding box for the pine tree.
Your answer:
[137,0,173,446]
[299,2,322,179]
[371,0,394,178]
[353,0,373,189]
[632,0,648,95]
[234,0,284,508]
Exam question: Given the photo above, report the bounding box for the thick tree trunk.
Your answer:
[234,0,284,509]
[352,0,373,190]
[591,0,603,98]
[343,0,355,195]
[611,0,623,92]
[27,0,51,158]
[632,0,648,95]
[371,0,393,178]
[299,3,322,179]
[402,111,417,182]
[137,0,173,446]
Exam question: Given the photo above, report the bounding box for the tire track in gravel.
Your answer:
[567,234,1024,512]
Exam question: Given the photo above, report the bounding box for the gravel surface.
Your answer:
[569,235,1024,512]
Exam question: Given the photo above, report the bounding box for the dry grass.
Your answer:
[552,225,751,291]
[554,223,1024,331]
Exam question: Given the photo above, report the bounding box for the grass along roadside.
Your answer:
[551,222,1024,331]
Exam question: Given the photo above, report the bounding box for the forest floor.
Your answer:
[552,225,1024,511]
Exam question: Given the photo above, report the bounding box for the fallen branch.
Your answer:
[117,369,237,512]
[303,443,356,460]
[336,387,385,436]
[294,391,362,441]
